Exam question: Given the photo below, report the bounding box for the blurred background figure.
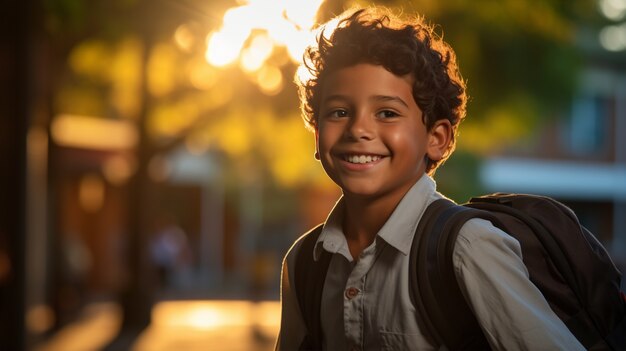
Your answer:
[149,214,193,290]
[1,0,625,350]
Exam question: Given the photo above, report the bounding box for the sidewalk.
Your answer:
[35,300,280,351]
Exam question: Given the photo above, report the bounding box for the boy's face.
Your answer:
[315,63,440,200]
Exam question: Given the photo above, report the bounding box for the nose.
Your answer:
[345,112,375,141]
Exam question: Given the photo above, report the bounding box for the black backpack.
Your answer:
[294,193,626,350]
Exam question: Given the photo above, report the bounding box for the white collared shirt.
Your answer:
[276,175,585,350]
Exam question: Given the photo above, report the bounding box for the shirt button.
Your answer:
[345,287,360,299]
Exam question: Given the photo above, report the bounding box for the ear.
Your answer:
[426,119,453,162]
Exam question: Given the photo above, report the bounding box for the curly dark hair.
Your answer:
[296,7,467,174]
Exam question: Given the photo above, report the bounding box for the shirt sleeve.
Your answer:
[452,218,586,351]
[275,241,307,351]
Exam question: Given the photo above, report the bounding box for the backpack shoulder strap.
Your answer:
[410,198,503,350]
[294,223,331,350]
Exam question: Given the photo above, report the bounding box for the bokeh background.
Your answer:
[2,0,625,350]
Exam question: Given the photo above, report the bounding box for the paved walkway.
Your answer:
[35,300,280,351]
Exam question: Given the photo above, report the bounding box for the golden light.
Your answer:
[68,39,111,80]
[267,115,316,187]
[256,65,283,95]
[110,37,142,119]
[79,174,105,213]
[205,29,249,67]
[128,300,281,351]
[174,24,196,52]
[294,16,341,85]
[26,304,55,334]
[284,0,323,30]
[103,155,136,186]
[147,98,202,139]
[188,59,217,90]
[205,109,252,157]
[240,33,274,72]
[147,43,177,96]
[205,0,326,69]
[264,12,297,46]
[150,300,280,330]
[295,64,313,89]
[35,303,121,351]
[51,114,138,151]
[284,29,316,63]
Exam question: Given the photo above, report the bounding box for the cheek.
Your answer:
[385,128,417,151]
[383,126,428,162]
[317,133,329,152]
[317,125,339,151]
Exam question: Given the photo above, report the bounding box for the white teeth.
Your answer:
[345,155,381,164]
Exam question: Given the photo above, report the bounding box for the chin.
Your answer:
[339,183,386,198]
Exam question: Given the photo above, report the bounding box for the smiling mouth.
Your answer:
[343,154,383,164]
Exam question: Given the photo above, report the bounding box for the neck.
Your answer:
[343,196,392,240]
[342,184,413,259]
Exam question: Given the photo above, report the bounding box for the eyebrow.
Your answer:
[371,95,409,108]
[321,94,410,108]
[321,95,349,105]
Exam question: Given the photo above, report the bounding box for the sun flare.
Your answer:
[205,0,325,68]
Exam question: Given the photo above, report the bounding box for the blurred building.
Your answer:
[478,31,626,270]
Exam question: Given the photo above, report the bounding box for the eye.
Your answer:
[326,109,349,119]
[377,110,399,119]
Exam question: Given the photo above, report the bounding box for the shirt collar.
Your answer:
[313,174,443,260]
[313,199,349,261]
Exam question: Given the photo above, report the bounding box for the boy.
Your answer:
[276,7,585,350]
